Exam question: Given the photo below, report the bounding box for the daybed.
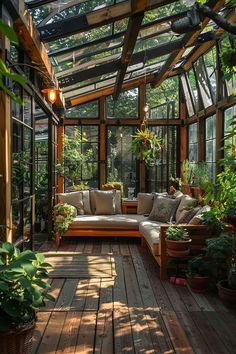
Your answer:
[54,189,218,279]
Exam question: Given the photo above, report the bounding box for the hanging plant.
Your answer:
[131,127,164,166]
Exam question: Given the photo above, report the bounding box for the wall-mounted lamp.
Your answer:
[8,63,61,105]
[41,87,61,105]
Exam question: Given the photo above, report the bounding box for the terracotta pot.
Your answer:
[0,319,35,354]
[187,276,209,293]
[217,280,236,306]
[166,239,192,257]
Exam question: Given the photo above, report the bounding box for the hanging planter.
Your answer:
[131,127,164,166]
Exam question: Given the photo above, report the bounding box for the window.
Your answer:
[64,126,99,190]
[107,126,136,197]
[106,88,138,118]
[224,105,236,152]
[187,69,201,111]
[203,47,217,103]
[194,57,213,108]
[181,74,195,117]
[205,115,216,180]
[66,100,99,118]
[188,123,198,163]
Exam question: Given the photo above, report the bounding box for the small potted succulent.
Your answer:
[0,242,54,354]
[186,255,210,293]
[165,225,191,257]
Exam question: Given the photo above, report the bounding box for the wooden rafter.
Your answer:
[152,0,225,88]
[38,0,178,42]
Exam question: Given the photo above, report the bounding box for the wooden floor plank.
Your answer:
[176,286,201,312]
[95,311,113,354]
[75,311,97,354]
[54,279,78,311]
[101,240,111,254]
[99,278,114,312]
[56,311,82,353]
[84,278,101,311]
[43,278,65,311]
[32,312,51,353]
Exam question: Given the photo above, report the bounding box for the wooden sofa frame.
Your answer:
[141,224,233,280]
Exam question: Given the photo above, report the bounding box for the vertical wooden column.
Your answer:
[99,96,106,188]
[139,84,146,192]
[0,32,12,242]
[57,120,64,193]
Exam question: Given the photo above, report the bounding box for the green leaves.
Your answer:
[0,20,18,45]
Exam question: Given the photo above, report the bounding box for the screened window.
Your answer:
[64,126,99,190]
[106,89,138,118]
[188,123,198,163]
[205,115,216,180]
[146,126,178,192]
[107,126,136,197]
[146,77,179,119]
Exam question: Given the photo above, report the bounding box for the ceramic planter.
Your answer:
[217,280,236,306]
[187,276,209,293]
[166,238,192,257]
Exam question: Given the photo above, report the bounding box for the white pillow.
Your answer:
[58,191,84,215]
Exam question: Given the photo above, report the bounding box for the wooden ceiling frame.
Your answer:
[152,0,226,88]
[38,0,181,42]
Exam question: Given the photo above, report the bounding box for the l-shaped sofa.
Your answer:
[55,189,213,279]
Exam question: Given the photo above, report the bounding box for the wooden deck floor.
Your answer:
[33,237,236,354]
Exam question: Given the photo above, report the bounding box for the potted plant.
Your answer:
[201,207,226,236]
[166,225,191,257]
[186,255,210,293]
[217,234,236,306]
[54,203,77,246]
[190,161,210,200]
[131,127,164,166]
[180,159,192,196]
[0,242,54,354]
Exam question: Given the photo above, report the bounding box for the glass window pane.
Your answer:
[187,69,201,111]
[181,74,195,117]
[66,100,98,118]
[194,57,212,108]
[188,123,198,162]
[203,47,217,103]
[205,115,216,180]
[106,88,138,118]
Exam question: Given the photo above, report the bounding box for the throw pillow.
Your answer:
[58,191,84,215]
[176,206,202,225]
[137,193,154,215]
[175,195,197,222]
[148,195,181,223]
[94,190,116,215]
[115,190,122,214]
[188,205,211,225]
[82,190,92,214]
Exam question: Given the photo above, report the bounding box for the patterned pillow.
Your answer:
[188,205,211,225]
[176,206,201,225]
[148,195,181,223]
[175,195,197,222]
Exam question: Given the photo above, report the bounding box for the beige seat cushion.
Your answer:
[57,191,84,214]
[70,214,147,230]
[90,189,121,214]
[148,195,181,223]
[175,195,197,222]
[137,193,154,215]
[139,220,165,255]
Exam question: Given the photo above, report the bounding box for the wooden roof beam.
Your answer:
[113,8,145,100]
[38,0,178,42]
[152,0,225,88]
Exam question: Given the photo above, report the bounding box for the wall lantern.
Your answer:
[41,87,61,105]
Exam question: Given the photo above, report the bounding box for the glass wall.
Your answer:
[66,100,99,118]
[146,126,178,192]
[64,126,99,190]
[106,88,138,118]
[188,123,198,164]
[107,126,136,196]
[205,115,216,180]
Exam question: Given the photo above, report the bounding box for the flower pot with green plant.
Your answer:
[54,203,77,246]
[185,255,210,293]
[180,159,192,196]
[0,242,54,354]
[217,234,236,306]
[166,225,191,257]
[190,161,210,200]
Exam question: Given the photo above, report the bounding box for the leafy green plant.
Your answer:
[191,162,210,189]
[0,20,28,104]
[166,225,189,241]
[0,242,54,331]
[54,203,77,236]
[201,208,226,233]
[185,255,209,278]
[131,127,163,166]
[181,159,191,184]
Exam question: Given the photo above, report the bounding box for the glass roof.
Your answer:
[24,0,228,106]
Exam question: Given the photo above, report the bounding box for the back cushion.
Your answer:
[137,193,154,215]
[188,205,211,225]
[57,191,84,215]
[175,195,197,222]
[148,195,181,223]
[115,190,122,214]
[90,189,121,214]
[89,190,96,214]
[82,190,92,214]
[94,190,116,215]
[176,206,201,225]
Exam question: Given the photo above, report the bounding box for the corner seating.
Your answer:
[54,190,221,280]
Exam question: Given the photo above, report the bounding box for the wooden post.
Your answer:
[0,32,12,242]
[57,120,64,193]
[99,96,106,188]
[139,84,146,192]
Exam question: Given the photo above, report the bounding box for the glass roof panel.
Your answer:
[28,0,124,26]
[46,24,113,53]
[134,32,183,53]
[142,0,191,25]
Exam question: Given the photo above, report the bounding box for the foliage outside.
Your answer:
[0,242,54,331]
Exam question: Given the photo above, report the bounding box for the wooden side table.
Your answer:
[122,199,138,214]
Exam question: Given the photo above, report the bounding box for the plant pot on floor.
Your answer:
[217,280,236,306]
[187,276,209,293]
[166,239,192,257]
[0,319,35,354]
